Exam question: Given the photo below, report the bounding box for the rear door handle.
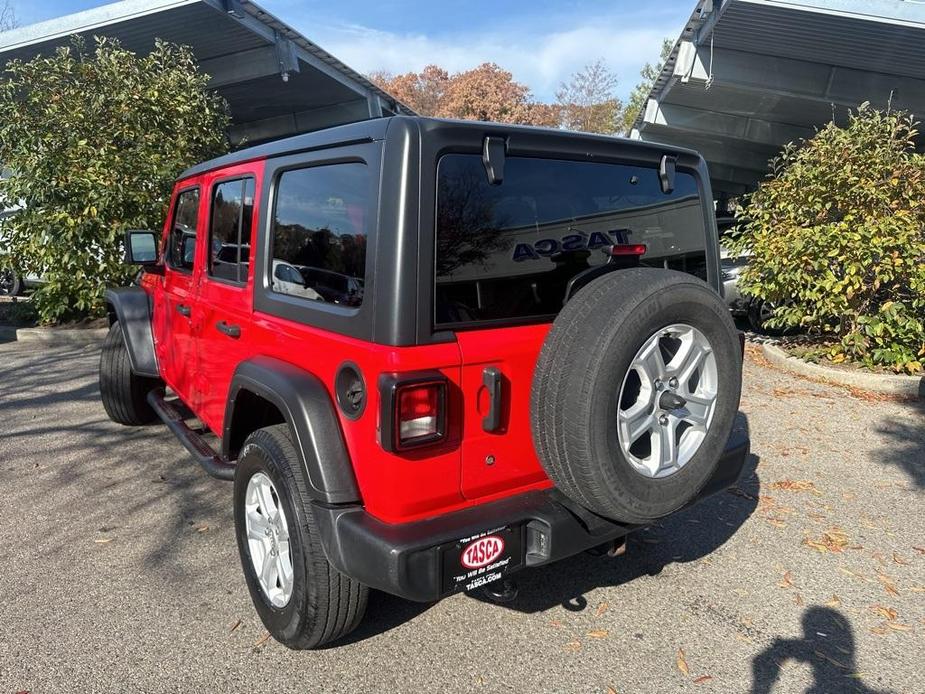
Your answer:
[176,303,191,317]
[216,320,241,338]
[482,366,502,433]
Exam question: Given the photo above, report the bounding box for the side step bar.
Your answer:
[147,389,236,481]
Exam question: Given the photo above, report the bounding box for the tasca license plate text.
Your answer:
[440,524,524,595]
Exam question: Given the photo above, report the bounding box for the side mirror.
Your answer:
[124,230,159,266]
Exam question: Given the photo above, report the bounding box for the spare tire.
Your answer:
[530,268,741,524]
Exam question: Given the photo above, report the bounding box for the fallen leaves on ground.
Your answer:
[814,651,850,669]
[803,527,850,553]
[778,570,796,589]
[912,546,925,555]
[587,629,609,639]
[793,593,805,606]
[196,525,209,533]
[839,567,874,583]
[693,675,713,685]
[676,649,690,676]
[229,619,242,633]
[606,687,618,694]
[869,605,897,621]
[771,479,821,495]
[825,595,842,608]
[564,640,581,652]
[892,552,911,565]
[94,538,113,544]
[595,602,609,618]
[877,572,900,597]
[253,631,271,649]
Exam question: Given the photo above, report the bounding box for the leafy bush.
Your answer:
[0,37,229,323]
[727,106,925,373]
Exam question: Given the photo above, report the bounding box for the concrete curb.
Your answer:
[14,326,108,346]
[761,343,924,401]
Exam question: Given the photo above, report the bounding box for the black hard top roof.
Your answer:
[179,116,703,180]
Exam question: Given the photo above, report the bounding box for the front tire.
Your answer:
[99,322,159,425]
[234,424,368,649]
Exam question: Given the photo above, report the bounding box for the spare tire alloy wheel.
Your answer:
[244,472,294,608]
[530,268,742,524]
[617,324,718,478]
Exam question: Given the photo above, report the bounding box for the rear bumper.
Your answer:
[314,430,750,602]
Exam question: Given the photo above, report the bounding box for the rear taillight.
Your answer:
[380,374,447,452]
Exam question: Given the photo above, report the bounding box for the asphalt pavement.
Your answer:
[0,338,922,694]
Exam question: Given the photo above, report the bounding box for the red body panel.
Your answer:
[148,160,554,525]
[456,324,553,499]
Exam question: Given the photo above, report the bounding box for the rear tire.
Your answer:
[531,268,742,524]
[234,424,368,649]
[99,322,159,425]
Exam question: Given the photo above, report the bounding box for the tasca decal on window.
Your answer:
[512,228,631,262]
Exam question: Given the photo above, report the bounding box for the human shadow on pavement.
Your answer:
[874,401,925,489]
[751,606,890,694]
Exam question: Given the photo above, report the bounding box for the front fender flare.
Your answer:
[104,287,159,378]
[224,357,361,505]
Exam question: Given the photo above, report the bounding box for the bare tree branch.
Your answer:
[0,0,18,32]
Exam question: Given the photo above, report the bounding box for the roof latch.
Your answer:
[659,154,677,194]
[482,136,507,185]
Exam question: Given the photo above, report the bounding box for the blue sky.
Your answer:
[14,0,694,102]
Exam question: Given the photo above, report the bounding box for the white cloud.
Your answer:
[303,15,683,103]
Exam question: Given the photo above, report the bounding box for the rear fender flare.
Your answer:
[224,356,361,505]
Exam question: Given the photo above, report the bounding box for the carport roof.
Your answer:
[632,0,925,198]
[0,0,415,145]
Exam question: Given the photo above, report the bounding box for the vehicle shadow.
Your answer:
[339,413,757,645]
[751,606,890,694]
[873,401,925,489]
[467,412,758,615]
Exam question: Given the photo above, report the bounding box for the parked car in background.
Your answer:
[299,266,363,306]
[272,259,322,301]
[717,215,779,333]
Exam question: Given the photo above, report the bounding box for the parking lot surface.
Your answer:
[1,339,922,693]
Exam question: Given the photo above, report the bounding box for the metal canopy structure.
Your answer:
[632,0,925,198]
[0,0,414,145]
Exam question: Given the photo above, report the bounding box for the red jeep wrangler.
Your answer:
[100,117,748,649]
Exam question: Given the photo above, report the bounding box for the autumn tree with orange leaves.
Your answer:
[371,62,559,128]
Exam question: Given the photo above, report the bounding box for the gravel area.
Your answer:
[0,340,922,694]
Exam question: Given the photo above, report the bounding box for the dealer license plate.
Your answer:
[439,524,524,595]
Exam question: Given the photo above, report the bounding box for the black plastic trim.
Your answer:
[335,361,367,420]
[223,356,361,504]
[314,428,750,602]
[104,287,159,378]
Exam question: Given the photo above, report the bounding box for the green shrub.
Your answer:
[0,37,229,323]
[727,106,925,374]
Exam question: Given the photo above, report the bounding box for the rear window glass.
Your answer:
[270,162,368,307]
[435,155,707,326]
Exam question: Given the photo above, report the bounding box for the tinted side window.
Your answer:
[271,163,368,307]
[208,178,255,283]
[434,155,708,326]
[167,188,200,272]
